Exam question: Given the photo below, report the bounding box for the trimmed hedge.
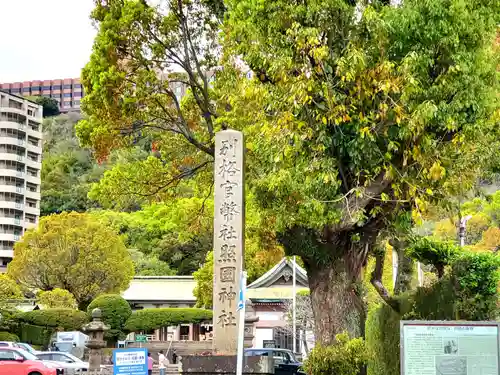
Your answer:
[0,331,19,342]
[367,252,500,375]
[125,308,213,332]
[87,294,132,342]
[17,324,54,347]
[366,304,402,375]
[16,309,89,331]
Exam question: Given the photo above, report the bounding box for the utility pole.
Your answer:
[459,215,472,247]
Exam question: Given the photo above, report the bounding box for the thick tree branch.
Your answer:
[333,173,392,231]
[370,249,400,313]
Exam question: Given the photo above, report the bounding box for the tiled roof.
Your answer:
[121,276,197,302]
[247,258,308,289]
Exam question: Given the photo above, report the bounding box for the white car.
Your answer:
[36,351,89,372]
[0,341,22,349]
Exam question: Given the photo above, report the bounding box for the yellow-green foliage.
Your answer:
[304,333,371,375]
[38,289,77,309]
[8,212,134,308]
[0,274,22,301]
[434,214,490,245]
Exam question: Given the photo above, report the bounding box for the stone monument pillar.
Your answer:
[213,129,245,355]
[83,308,110,372]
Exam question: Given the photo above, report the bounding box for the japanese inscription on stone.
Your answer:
[213,130,245,355]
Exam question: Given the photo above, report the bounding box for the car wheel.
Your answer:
[28,372,42,375]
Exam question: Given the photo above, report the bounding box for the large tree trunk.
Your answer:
[305,255,366,345]
[279,223,382,345]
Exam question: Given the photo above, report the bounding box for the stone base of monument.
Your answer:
[181,355,274,375]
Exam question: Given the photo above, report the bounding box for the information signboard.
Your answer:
[113,348,148,375]
[400,321,500,375]
[263,340,276,348]
[135,335,147,343]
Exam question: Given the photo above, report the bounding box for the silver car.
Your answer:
[36,351,89,372]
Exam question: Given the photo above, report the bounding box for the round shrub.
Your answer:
[87,294,132,342]
[125,308,213,332]
[304,333,371,375]
[0,332,19,341]
[17,309,88,330]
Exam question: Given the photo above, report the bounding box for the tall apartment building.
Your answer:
[0,78,83,112]
[0,91,42,271]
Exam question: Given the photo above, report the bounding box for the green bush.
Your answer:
[87,294,132,342]
[366,304,401,375]
[407,237,459,277]
[16,309,88,330]
[451,252,500,320]
[367,251,500,375]
[304,333,370,375]
[0,331,19,342]
[17,324,54,347]
[125,308,213,332]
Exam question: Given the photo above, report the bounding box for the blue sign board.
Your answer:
[113,348,148,375]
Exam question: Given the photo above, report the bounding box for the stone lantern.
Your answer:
[83,308,110,371]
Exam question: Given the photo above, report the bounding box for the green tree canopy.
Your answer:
[28,96,60,117]
[8,212,135,309]
[0,274,22,301]
[37,289,77,309]
[219,0,500,343]
[41,113,105,216]
[81,0,500,344]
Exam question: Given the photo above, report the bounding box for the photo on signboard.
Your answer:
[435,356,467,375]
[443,340,458,354]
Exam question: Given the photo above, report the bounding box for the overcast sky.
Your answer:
[0,0,96,82]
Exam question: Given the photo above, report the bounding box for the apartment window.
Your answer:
[63,93,72,97]
[42,94,50,98]
[74,84,82,88]
[26,199,37,208]
[64,101,71,106]
[26,183,37,192]
[74,92,82,97]
[27,137,39,147]
[22,87,30,92]
[52,85,61,90]
[10,88,20,93]
[42,86,51,90]
[31,86,40,91]
[74,100,80,106]
[51,94,60,98]
[27,152,38,162]
[63,84,72,89]
[8,100,23,110]
[27,167,38,177]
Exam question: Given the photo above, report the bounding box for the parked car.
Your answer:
[0,342,21,349]
[244,348,305,375]
[0,347,63,375]
[16,343,38,355]
[37,351,89,372]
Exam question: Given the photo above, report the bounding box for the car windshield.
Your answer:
[16,348,38,361]
[63,353,83,362]
[17,343,36,354]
